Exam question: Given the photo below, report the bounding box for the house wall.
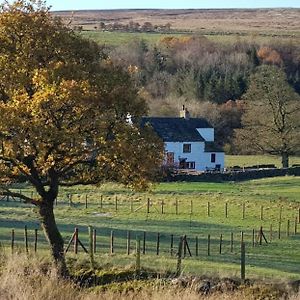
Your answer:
[165,142,224,171]
[196,128,214,141]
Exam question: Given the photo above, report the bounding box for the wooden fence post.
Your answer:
[207,234,210,256]
[156,232,160,255]
[143,231,146,255]
[176,237,183,276]
[219,234,223,254]
[11,229,14,254]
[170,234,174,256]
[225,202,228,218]
[34,229,38,253]
[147,198,150,214]
[190,200,193,215]
[100,195,103,210]
[278,222,281,239]
[161,201,164,214]
[270,224,273,242]
[207,202,210,217]
[242,203,245,220]
[252,229,255,247]
[93,229,96,253]
[24,225,28,253]
[115,196,118,212]
[88,226,94,268]
[85,195,88,209]
[241,242,246,283]
[127,231,131,255]
[287,219,290,237]
[260,205,264,221]
[241,231,244,245]
[195,236,199,257]
[110,231,114,254]
[183,235,187,257]
[136,237,141,277]
[175,199,178,215]
[259,227,262,245]
[74,228,79,254]
[279,206,282,223]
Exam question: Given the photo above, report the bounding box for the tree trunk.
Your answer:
[281,152,289,168]
[39,200,68,277]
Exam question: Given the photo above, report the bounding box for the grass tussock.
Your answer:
[0,253,299,300]
[0,255,75,300]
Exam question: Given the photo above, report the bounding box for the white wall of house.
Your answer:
[165,141,224,171]
[196,128,214,141]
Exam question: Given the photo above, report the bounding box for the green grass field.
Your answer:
[226,155,300,168]
[81,31,299,46]
[1,176,300,280]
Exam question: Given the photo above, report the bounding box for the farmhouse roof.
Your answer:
[141,117,212,142]
[204,141,223,153]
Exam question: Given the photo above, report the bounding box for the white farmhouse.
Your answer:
[142,106,224,171]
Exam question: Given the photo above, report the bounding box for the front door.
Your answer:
[166,152,174,165]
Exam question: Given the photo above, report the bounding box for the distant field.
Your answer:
[54,8,300,35]
[52,8,300,47]
[1,176,300,280]
[81,31,181,46]
[226,155,300,168]
[80,30,299,46]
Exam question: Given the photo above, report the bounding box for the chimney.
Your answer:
[180,105,190,120]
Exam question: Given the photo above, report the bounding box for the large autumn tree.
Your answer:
[235,65,300,167]
[0,0,164,274]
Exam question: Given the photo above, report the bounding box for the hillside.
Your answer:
[53,8,300,36]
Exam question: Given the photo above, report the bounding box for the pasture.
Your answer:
[226,155,300,168]
[55,9,300,36]
[81,30,300,47]
[0,176,300,280]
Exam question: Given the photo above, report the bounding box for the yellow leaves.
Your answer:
[0,0,163,192]
[128,64,139,74]
[257,46,282,66]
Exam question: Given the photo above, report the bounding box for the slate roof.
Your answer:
[204,142,224,153]
[141,117,212,142]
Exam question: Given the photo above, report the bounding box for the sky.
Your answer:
[45,1,300,11]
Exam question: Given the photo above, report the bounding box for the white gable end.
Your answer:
[196,128,214,141]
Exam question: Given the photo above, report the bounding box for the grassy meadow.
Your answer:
[81,30,299,47]
[1,175,300,280]
[226,155,300,168]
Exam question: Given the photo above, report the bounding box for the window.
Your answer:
[183,143,191,153]
[166,152,174,165]
[186,162,195,169]
[211,153,216,163]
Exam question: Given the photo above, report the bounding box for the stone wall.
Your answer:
[165,167,300,182]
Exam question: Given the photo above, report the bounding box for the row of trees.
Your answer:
[97,21,172,33]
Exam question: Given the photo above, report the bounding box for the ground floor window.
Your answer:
[166,152,174,165]
[186,161,195,169]
[211,153,216,163]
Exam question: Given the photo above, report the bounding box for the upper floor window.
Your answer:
[183,143,191,153]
